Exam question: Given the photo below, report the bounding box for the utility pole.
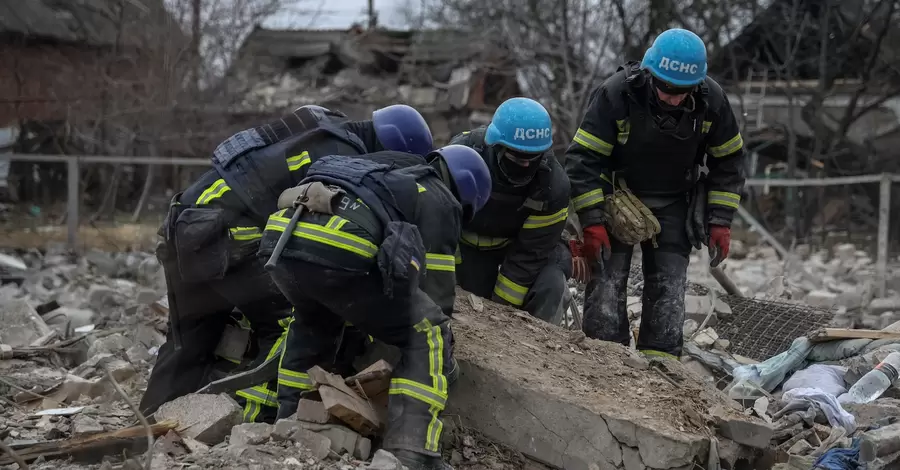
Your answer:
[367,0,376,29]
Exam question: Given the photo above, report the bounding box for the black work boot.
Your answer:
[390,449,454,470]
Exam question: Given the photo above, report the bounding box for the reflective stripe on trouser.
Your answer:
[236,316,290,422]
[582,198,691,356]
[266,259,453,457]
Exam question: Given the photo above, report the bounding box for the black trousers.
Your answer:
[269,259,452,458]
[456,241,572,325]
[139,243,290,423]
[582,197,691,357]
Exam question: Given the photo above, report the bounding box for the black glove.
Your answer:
[685,181,708,250]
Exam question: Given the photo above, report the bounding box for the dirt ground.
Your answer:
[451,287,746,439]
[0,223,161,252]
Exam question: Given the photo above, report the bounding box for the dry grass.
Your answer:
[0,223,161,251]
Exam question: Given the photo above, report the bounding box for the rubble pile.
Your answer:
[696,241,900,330]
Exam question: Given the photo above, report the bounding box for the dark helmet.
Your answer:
[372,104,433,156]
[428,145,492,220]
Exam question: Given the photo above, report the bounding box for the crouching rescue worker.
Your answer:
[260,145,492,470]
[565,28,746,358]
[140,103,434,423]
[448,97,571,325]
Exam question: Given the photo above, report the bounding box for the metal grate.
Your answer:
[714,296,834,361]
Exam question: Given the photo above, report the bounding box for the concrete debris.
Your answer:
[0,298,54,347]
[155,393,243,445]
[229,422,274,446]
[709,405,774,449]
[367,449,409,470]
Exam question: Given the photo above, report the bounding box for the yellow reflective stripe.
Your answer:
[493,273,527,306]
[278,316,293,329]
[266,215,378,258]
[417,183,427,193]
[572,189,605,211]
[389,378,448,409]
[572,128,613,156]
[708,191,741,209]
[229,226,262,241]
[425,253,455,272]
[286,151,311,172]
[196,179,231,205]
[237,385,278,407]
[454,247,462,265]
[399,317,446,453]
[708,133,743,158]
[701,121,712,134]
[277,368,314,390]
[460,231,510,249]
[324,215,349,230]
[523,207,568,229]
[639,349,679,360]
[615,119,630,145]
[242,400,262,422]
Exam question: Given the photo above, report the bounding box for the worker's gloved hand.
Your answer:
[568,239,591,284]
[582,225,611,265]
[708,225,731,268]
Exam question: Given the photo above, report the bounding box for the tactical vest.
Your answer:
[302,155,439,297]
[612,62,710,196]
[211,107,368,224]
[302,155,436,226]
[457,128,553,241]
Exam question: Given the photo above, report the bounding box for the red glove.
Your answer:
[568,239,591,284]
[708,225,731,268]
[582,225,611,264]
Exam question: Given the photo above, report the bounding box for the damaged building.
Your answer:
[223,25,522,144]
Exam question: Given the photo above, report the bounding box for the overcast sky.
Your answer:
[264,0,416,30]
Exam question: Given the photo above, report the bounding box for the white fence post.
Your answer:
[877,173,892,297]
[67,157,80,251]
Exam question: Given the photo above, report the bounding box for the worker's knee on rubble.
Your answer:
[638,252,688,356]
[522,263,567,325]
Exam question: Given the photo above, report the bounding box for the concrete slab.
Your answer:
[446,288,767,470]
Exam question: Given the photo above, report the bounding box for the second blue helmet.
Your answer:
[372,104,433,157]
[484,97,553,154]
[429,144,492,218]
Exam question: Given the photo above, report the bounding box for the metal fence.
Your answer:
[3,154,900,294]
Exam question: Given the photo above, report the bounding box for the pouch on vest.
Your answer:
[277,182,346,212]
[173,207,230,282]
[604,177,662,246]
[376,221,426,298]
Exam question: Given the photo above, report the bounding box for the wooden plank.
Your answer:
[318,385,381,437]
[808,328,900,343]
[345,359,393,398]
[0,421,177,465]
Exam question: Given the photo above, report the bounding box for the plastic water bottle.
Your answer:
[839,351,900,404]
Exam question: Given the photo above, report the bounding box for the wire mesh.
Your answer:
[714,295,834,361]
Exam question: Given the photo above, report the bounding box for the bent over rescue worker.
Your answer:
[140,104,434,423]
[260,145,491,470]
[565,28,746,358]
[448,98,571,324]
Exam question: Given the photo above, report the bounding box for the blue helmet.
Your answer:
[485,97,553,154]
[372,104,433,157]
[429,145,492,218]
[641,28,707,87]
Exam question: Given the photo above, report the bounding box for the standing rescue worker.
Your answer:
[260,145,491,470]
[447,98,572,324]
[566,28,745,358]
[140,104,434,424]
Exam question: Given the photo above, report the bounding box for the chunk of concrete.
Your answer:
[710,405,774,449]
[806,290,838,308]
[684,295,717,326]
[155,393,242,445]
[870,297,900,314]
[272,419,303,442]
[291,428,332,461]
[0,298,53,347]
[87,333,133,357]
[367,449,408,470]
[86,285,119,310]
[296,399,331,423]
[229,422,273,446]
[621,446,645,470]
[860,422,900,462]
[72,414,104,437]
[136,288,159,305]
[49,306,96,330]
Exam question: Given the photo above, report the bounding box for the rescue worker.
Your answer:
[447,97,572,325]
[260,145,492,470]
[140,103,434,423]
[565,28,745,358]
